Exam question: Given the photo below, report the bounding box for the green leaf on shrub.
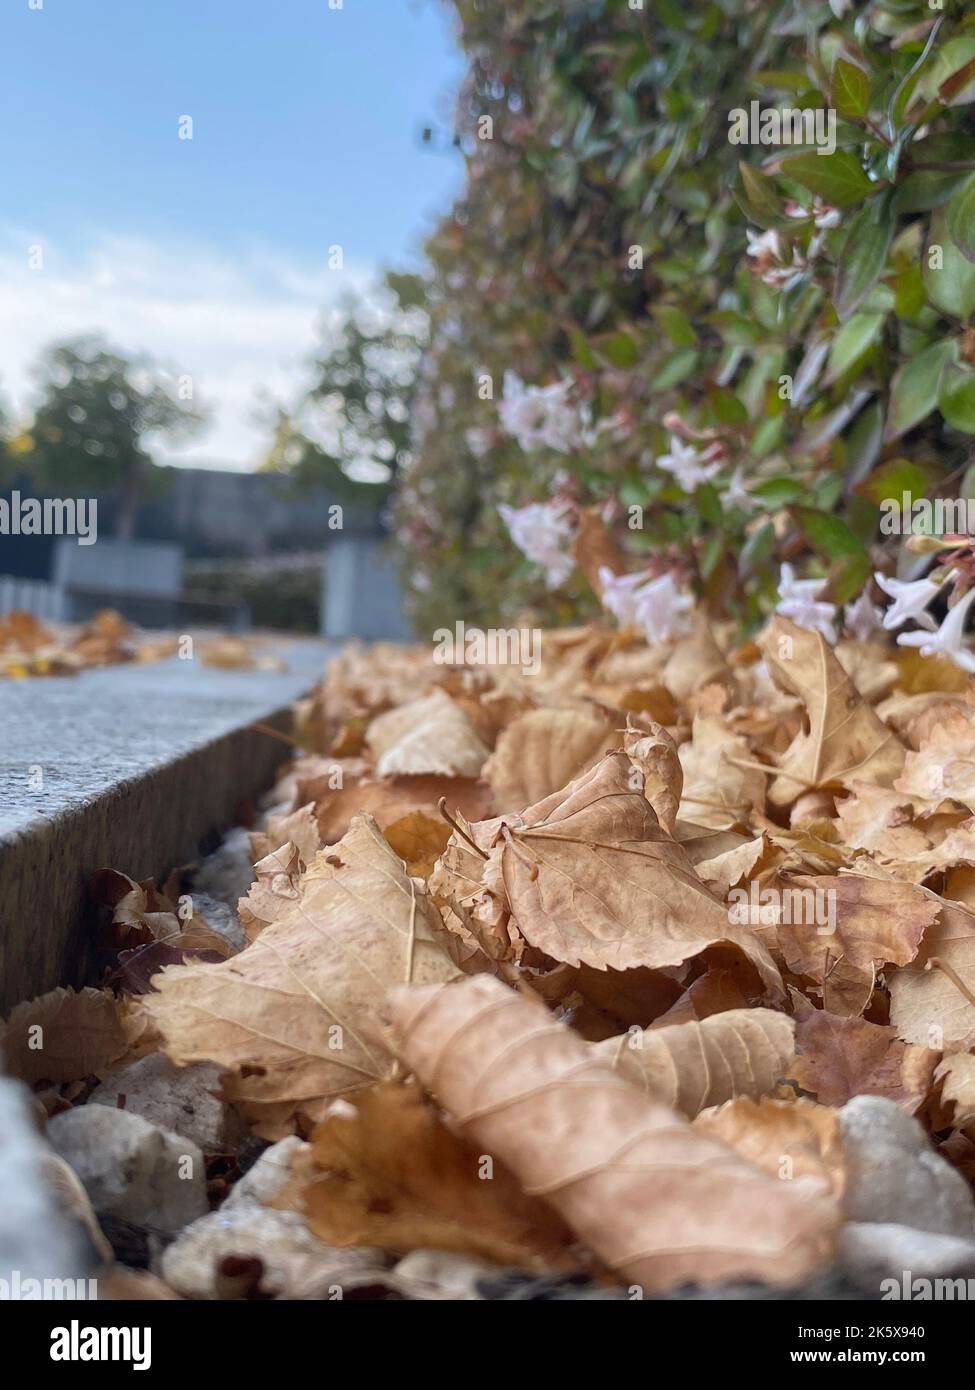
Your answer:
[826,312,885,384]
[940,366,975,434]
[793,506,866,563]
[738,162,785,226]
[779,150,874,208]
[654,306,697,348]
[884,338,958,441]
[750,477,807,507]
[828,550,873,606]
[832,56,870,120]
[856,457,935,508]
[738,520,776,576]
[652,348,699,391]
[924,210,975,320]
[947,173,975,265]
[835,193,895,322]
[599,330,639,368]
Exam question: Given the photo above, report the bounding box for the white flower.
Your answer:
[498,372,581,454]
[598,565,654,627]
[464,427,492,458]
[775,563,838,644]
[722,467,760,513]
[784,197,841,231]
[875,571,941,632]
[843,589,883,642]
[897,584,975,673]
[746,228,782,262]
[598,565,693,644]
[828,0,852,17]
[498,498,576,588]
[656,435,722,491]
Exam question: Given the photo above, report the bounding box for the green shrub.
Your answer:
[397,0,975,638]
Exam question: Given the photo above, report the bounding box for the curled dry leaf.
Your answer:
[0,986,135,1084]
[389,974,836,1293]
[895,711,975,813]
[383,810,452,878]
[492,751,783,994]
[143,816,462,1139]
[366,689,490,778]
[249,803,321,868]
[483,706,619,813]
[622,716,682,835]
[694,1097,845,1198]
[756,618,905,807]
[280,1081,575,1270]
[238,842,304,943]
[591,1007,795,1118]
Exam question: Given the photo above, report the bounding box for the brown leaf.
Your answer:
[622,716,682,834]
[237,843,304,943]
[383,811,452,879]
[366,690,490,777]
[789,1009,937,1110]
[889,894,975,1049]
[249,803,321,867]
[678,714,765,829]
[1,987,134,1083]
[389,974,836,1292]
[694,1097,845,1196]
[591,1008,795,1117]
[483,706,619,813]
[774,874,937,983]
[283,1082,575,1269]
[895,711,975,813]
[492,751,783,994]
[755,618,905,806]
[935,1053,975,1127]
[143,816,462,1138]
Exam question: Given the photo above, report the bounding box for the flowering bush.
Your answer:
[397,0,975,660]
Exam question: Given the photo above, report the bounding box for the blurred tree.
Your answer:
[22,336,206,539]
[262,271,429,508]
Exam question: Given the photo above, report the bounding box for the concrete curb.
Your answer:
[0,639,331,1011]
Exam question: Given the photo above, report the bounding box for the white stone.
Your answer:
[223,1136,308,1209]
[159,1205,387,1300]
[839,1222,975,1293]
[47,1105,208,1234]
[0,1078,88,1285]
[90,1054,246,1154]
[839,1096,975,1237]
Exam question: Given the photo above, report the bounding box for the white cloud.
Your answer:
[0,227,376,470]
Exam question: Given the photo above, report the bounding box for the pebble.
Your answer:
[47,1105,208,1234]
[159,1205,394,1300]
[839,1222,975,1293]
[90,1054,247,1154]
[839,1095,975,1237]
[224,1135,307,1209]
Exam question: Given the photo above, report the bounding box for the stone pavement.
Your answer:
[0,638,332,1011]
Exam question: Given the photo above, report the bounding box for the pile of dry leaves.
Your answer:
[0,609,144,677]
[8,612,975,1296]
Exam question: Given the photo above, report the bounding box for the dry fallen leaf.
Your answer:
[756,618,905,807]
[489,751,783,994]
[591,1007,795,1118]
[0,987,135,1083]
[143,816,462,1138]
[484,706,619,813]
[366,689,490,778]
[281,1081,575,1269]
[389,974,836,1293]
[694,1096,845,1197]
[789,1008,938,1111]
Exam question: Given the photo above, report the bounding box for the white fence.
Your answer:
[0,575,66,621]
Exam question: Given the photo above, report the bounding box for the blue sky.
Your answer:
[0,0,464,466]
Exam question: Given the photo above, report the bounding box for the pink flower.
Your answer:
[498,498,576,588]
